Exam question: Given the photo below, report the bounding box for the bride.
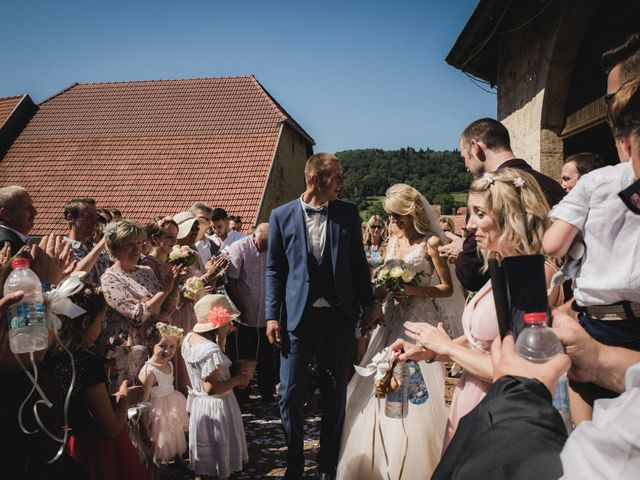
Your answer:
[337,183,464,479]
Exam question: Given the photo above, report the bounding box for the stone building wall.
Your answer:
[257,123,310,223]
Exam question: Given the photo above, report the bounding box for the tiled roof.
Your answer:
[442,215,467,236]
[0,76,310,235]
[0,95,23,130]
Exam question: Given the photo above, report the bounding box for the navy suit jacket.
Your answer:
[265,198,373,332]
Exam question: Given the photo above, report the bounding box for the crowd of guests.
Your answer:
[0,196,274,479]
[0,31,639,480]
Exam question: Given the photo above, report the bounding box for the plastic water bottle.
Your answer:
[385,361,409,418]
[515,312,573,432]
[4,258,48,354]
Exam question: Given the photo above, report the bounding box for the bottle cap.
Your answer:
[10,258,30,269]
[523,312,548,324]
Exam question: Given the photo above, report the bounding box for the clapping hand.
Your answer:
[30,235,76,285]
[438,237,462,264]
[404,321,453,359]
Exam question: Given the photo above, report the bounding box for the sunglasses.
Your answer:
[370,225,383,230]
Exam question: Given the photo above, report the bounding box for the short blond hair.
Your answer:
[384,184,437,238]
[104,220,147,258]
[469,168,550,270]
[304,153,340,185]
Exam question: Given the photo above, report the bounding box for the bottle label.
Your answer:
[553,376,570,412]
[8,302,46,329]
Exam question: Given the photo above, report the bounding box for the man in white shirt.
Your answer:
[190,202,219,265]
[209,207,243,253]
[225,223,276,402]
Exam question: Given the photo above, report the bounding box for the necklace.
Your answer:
[148,360,168,367]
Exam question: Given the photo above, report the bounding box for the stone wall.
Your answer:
[257,123,310,223]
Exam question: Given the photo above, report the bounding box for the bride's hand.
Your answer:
[389,338,435,362]
[404,321,453,357]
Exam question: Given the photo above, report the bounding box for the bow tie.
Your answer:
[305,206,328,217]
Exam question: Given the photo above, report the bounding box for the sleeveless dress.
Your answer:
[137,361,189,465]
[182,333,248,478]
[337,236,448,480]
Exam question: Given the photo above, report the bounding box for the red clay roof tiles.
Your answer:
[0,76,307,235]
[0,95,23,130]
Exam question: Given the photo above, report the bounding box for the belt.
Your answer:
[576,301,640,321]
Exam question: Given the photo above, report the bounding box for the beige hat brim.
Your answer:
[177,217,208,240]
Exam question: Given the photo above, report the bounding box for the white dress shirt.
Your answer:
[209,229,243,253]
[550,162,640,305]
[560,363,640,479]
[300,197,330,307]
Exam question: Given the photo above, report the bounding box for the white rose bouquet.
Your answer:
[182,276,205,301]
[168,245,198,267]
[376,260,424,300]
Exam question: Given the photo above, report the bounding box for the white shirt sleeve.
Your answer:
[560,363,640,479]
[550,175,591,232]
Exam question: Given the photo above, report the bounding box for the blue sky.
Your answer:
[1,0,495,152]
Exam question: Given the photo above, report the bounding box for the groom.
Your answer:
[265,153,383,479]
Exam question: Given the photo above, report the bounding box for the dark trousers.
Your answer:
[227,324,278,400]
[279,307,354,476]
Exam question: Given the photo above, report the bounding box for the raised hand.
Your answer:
[30,234,77,284]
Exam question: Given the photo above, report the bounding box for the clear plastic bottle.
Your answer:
[515,312,573,432]
[385,361,409,418]
[4,258,48,354]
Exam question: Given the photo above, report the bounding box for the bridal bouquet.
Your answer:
[168,245,198,267]
[182,276,205,301]
[376,260,424,298]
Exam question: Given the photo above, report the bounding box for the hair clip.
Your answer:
[513,177,525,189]
[482,173,495,186]
[104,221,121,237]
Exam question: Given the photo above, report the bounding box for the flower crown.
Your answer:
[155,321,185,342]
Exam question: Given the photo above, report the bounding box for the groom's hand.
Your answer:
[361,302,384,335]
[266,320,282,348]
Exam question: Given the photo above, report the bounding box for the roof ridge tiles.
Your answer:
[73,75,256,87]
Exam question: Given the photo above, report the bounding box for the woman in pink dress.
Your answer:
[392,168,564,451]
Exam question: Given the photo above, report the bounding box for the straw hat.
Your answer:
[173,211,208,240]
[193,294,240,333]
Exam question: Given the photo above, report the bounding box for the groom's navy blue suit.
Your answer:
[265,198,373,476]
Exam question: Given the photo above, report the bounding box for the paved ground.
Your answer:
[160,367,459,479]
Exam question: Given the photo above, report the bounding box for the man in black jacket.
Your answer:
[0,186,37,255]
[438,118,565,292]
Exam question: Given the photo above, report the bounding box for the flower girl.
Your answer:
[182,294,249,479]
[138,322,189,467]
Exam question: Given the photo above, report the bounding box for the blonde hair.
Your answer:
[383,184,437,237]
[104,220,147,258]
[469,168,550,270]
[363,215,387,246]
[304,153,339,185]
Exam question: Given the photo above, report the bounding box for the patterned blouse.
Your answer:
[101,265,162,345]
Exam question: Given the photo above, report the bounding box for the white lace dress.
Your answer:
[337,236,448,480]
[182,333,248,478]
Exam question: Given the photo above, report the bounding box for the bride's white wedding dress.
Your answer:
[337,235,448,480]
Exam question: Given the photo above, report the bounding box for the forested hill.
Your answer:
[336,148,471,215]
